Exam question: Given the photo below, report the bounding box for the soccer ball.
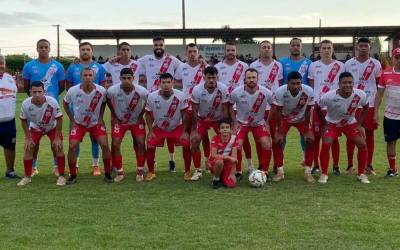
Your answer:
[248,170,267,188]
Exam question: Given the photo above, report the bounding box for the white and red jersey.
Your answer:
[319,89,368,127]
[378,67,400,120]
[230,85,273,127]
[64,84,107,128]
[345,57,381,107]
[250,59,283,92]
[0,73,17,122]
[273,84,314,123]
[211,134,238,156]
[215,60,248,93]
[191,82,229,121]
[308,60,345,103]
[138,54,181,92]
[174,62,207,96]
[20,96,62,133]
[107,83,148,125]
[103,59,140,85]
[145,89,188,131]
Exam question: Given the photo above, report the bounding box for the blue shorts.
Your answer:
[0,119,16,150]
[383,117,400,143]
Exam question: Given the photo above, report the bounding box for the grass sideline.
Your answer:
[0,93,399,249]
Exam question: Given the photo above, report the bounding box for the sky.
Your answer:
[0,0,399,56]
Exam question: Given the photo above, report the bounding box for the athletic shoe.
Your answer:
[272,172,284,182]
[304,173,315,183]
[184,171,192,181]
[92,166,101,176]
[365,165,376,176]
[31,168,39,177]
[318,174,328,184]
[5,171,21,179]
[56,176,66,186]
[66,175,77,185]
[136,174,144,182]
[144,172,156,182]
[168,160,176,172]
[113,174,125,183]
[104,174,114,183]
[311,166,320,175]
[190,170,202,181]
[345,165,354,174]
[235,172,242,181]
[17,177,32,186]
[386,169,398,177]
[333,166,341,176]
[52,167,60,177]
[357,174,370,184]
[212,180,223,189]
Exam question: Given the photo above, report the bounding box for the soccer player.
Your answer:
[272,71,315,183]
[250,40,283,172]
[345,37,382,175]
[22,39,65,176]
[215,41,253,176]
[316,72,370,184]
[66,42,106,176]
[103,42,140,85]
[63,67,112,184]
[107,68,148,182]
[18,81,65,186]
[190,66,229,180]
[0,55,19,179]
[209,118,238,189]
[144,73,190,181]
[174,43,211,179]
[229,68,273,177]
[138,36,182,172]
[374,48,400,177]
[308,40,345,175]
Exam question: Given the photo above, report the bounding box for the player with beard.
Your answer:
[138,37,182,172]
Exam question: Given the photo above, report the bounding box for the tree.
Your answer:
[212,25,257,44]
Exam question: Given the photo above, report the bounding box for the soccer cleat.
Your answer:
[5,171,21,179]
[345,165,354,174]
[92,166,101,176]
[212,180,223,189]
[357,174,370,184]
[104,174,114,183]
[386,169,398,177]
[168,160,176,172]
[304,173,316,183]
[235,172,243,181]
[17,177,32,186]
[311,166,320,175]
[136,174,144,182]
[31,168,39,177]
[53,167,60,177]
[333,166,341,176]
[56,176,66,186]
[272,172,284,182]
[144,172,156,182]
[318,174,328,184]
[365,165,376,176]
[190,170,202,181]
[113,174,125,183]
[66,175,77,185]
[184,171,192,181]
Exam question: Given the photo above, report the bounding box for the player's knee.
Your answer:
[112,140,121,149]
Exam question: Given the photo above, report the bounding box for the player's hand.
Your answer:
[24,137,36,152]
[357,125,366,138]
[274,131,284,145]
[147,130,154,142]
[226,156,238,163]
[109,56,121,65]
[181,131,190,142]
[190,129,200,141]
[373,112,379,125]
[52,136,63,151]
[304,129,315,144]
[104,81,112,90]
[232,123,240,134]
[199,58,207,67]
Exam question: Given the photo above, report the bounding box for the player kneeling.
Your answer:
[18,81,66,186]
[63,68,113,184]
[209,118,238,189]
[272,71,315,183]
[107,68,148,182]
[316,72,370,184]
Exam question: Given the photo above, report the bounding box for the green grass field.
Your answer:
[0,93,400,249]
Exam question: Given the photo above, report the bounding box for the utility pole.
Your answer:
[182,0,186,45]
[52,24,60,60]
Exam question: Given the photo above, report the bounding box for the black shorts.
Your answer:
[0,119,16,150]
[383,117,400,143]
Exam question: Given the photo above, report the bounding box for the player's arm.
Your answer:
[106,97,120,124]
[20,117,35,151]
[315,104,326,126]
[222,102,229,118]
[191,102,199,131]
[139,75,147,88]
[209,146,219,160]
[65,80,73,90]
[272,105,284,144]
[58,80,65,94]
[23,79,30,96]
[303,105,314,143]
[98,102,106,125]
[182,109,189,133]
[308,79,314,89]
[224,146,238,163]
[229,103,239,133]
[63,100,75,125]
[52,116,63,151]
[374,87,385,123]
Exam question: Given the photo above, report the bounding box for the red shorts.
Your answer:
[208,157,236,188]
[111,122,146,139]
[236,124,270,142]
[197,119,219,137]
[312,109,327,135]
[147,125,190,147]
[69,123,107,142]
[281,120,308,136]
[323,123,362,140]
[30,127,63,145]
[356,107,378,131]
